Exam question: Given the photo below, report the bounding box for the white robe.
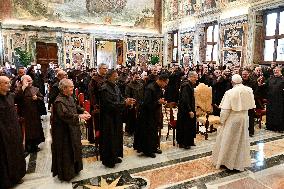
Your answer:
[212,84,255,171]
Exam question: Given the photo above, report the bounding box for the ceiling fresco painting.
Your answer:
[11,0,155,28]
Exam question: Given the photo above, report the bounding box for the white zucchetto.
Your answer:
[231,74,242,84]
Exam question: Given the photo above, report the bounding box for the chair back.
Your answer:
[78,93,85,107]
[164,102,177,125]
[194,83,213,116]
[84,100,91,113]
[75,88,79,98]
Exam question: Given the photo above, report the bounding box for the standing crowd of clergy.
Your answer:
[0,61,283,188]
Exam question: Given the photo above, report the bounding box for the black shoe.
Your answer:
[179,144,184,148]
[24,152,29,157]
[145,153,156,158]
[184,146,191,149]
[104,163,115,168]
[17,179,24,184]
[191,143,196,146]
[115,158,122,164]
[249,134,254,137]
[155,149,162,154]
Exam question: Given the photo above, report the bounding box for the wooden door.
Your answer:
[36,42,58,79]
[116,40,123,65]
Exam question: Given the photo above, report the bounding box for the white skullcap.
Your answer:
[232,74,242,84]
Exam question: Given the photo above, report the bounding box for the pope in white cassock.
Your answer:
[212,74,256,171]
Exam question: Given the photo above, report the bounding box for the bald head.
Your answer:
[57,70,67,80]
[0,76,11,95]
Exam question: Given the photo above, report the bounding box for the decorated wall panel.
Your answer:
[220,18,248,66]
[63,34,93,68]
[180,31,194,65]
[126,37,163,66]
[2,30,63,66]
[6,0,157,29]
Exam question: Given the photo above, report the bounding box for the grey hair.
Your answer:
[58,78,73,92]
[188,71,198,78]
[20,75,32,81]
[98,63,107,69]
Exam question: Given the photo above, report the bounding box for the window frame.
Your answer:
[171,30,179,64]
[263,7,284,64]
[205,22,218,63]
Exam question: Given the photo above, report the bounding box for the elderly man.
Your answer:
[176,71,198,149]
[15,75,45,153]
[125,72,144,135]
[52,79,91,181]
[88,63,108,143]
[49,70,68,107]
[0,76,26,189]
[212,74,255,171]
[258,66,284,132]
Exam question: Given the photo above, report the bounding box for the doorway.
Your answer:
[36,42,58,79]
[96,40,123,68]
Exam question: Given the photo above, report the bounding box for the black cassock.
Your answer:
[99,81,125,166]
[0,93,26,189]
[260,76,284,131]
[176,80,196,147]
[165,70,183,103]
[134,82,163,154]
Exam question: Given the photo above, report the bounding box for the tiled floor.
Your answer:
[14,114,284,189]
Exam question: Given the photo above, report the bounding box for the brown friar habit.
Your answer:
[99,81,125,167]
[125,80,144,134]
[87,74,106,142]
[52,93,84,181]
[134,81,163,155]
[176,80,196,147]
[15,86,45,150]
[0,93,26,189]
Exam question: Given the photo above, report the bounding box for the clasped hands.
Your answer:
[79,111,91,121]
[158,98,167,105]
[125,98,136,106]
[189,111,194,118]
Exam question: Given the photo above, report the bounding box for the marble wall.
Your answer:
[126,36,164,66]
[163,0,284,66]
[0,25,164,67]
[220,17,248,66]
[63,33,93,68]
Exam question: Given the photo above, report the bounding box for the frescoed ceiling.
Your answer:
[0,0,161,30]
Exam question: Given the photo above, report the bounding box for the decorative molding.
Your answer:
[250,0,284,12]
[220,14,248,25]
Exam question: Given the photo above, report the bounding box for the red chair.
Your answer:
[83,100,90,113]
[75,88,79,99]
[78,93,84,107]
[255,98,267,129]
[164,102,177,146]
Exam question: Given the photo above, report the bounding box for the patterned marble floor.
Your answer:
[14,114,284,189]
